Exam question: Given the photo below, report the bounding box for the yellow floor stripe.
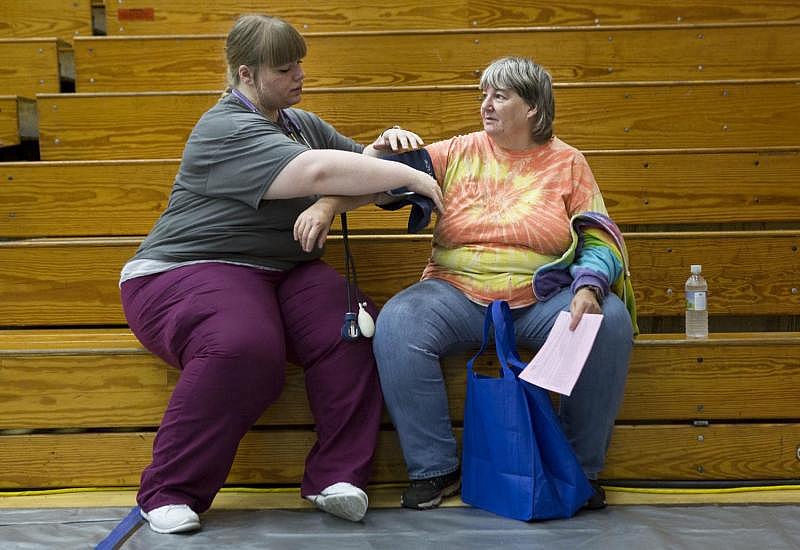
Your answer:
[1,484,799,509]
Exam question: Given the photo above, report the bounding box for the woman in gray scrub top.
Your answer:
[118,14,444,534]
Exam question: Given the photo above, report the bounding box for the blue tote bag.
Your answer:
[461,300,593,521]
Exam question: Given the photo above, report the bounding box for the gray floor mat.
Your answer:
[2,504,800,549]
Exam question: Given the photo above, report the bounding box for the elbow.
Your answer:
[300,157,330,195]
[284,151,331,196]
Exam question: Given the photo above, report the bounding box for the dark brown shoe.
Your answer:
[400,469,461,510]
[584,480,607,510]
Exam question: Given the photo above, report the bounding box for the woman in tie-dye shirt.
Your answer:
[374,56,635,513]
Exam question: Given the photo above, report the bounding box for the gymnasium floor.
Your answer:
[2,486,799,549]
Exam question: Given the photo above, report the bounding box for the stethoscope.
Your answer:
[231,88,375,341]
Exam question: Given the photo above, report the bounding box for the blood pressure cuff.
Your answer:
[379,148,436,233]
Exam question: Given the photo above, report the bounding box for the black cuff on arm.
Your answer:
[378,149,436,233]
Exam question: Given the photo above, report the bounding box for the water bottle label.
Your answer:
[686,291,707,311]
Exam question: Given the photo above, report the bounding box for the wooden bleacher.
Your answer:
[35,81,800,160]
[72,23,800,92]
[1,2,799,492]
[3,151,799,238]
[101,0,800,35]
[2,230,798,325]
[0,0,94,41]
[0,38,73,98]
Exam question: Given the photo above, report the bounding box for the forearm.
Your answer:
[569,235,622,296]
[265,149,425,199]
[315,194,383,215]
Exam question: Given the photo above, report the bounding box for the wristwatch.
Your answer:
[578,285,604,305]
[386,186,415,197]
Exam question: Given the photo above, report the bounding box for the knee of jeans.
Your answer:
[375,296,409,342]
[599,297,634,343]
[375,298,436,348]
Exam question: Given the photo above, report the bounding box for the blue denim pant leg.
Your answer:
[373,279,486,480]
[513,287,634,479]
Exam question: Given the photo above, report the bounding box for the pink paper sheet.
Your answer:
[519,311,603,396]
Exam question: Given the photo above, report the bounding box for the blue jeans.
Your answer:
[373,279,633,480]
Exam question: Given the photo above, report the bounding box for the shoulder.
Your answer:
[548,136,588,162]
[426,131,487,155]
[195,95,276,138]
[449,131,489,148]
[548,136,581,155]
[284,107,326,130]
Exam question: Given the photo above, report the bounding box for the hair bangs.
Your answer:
[258,18,307,68]
[479,63,512,93]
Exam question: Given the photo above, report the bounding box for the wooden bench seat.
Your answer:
[0,96,36,148]
[36,80,800,160]
[4,423,800,486]
[1,231,798,326]
[0,38,73,97]
[1,329,799,486]
[2,151,798,238]
[102,0,800,35]
[73,23,800,92]
[3,329,799,427]
[0,0,93,41]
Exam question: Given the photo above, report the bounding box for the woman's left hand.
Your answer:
[371,126,424,153]
[293,200,335,252]
[569,287,602,330]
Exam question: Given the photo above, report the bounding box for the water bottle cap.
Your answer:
[690,264,702,274]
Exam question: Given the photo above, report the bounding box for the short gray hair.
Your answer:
[479,56,554,143]
[225,14,307,88]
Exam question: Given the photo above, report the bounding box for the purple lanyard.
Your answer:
[229,88,306,145]
[230,88,261,115]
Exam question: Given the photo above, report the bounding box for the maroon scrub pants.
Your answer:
[120,260,382,513]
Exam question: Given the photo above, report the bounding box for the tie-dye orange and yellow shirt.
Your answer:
[422,131,607,307]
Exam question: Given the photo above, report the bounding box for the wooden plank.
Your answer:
[74,24,800,92]
[37,81,800,160]
[617,337,800,420]
[0,39,63,97]
[1,423,799,487]
[3,151,799,237]
[625,231,800,316]
[1,331,798,429]
[0,0,93,41]
[0,231,798,326]
[0,160,178,237]
[603,424,800,480]
[0,160,411,237]
[588,149,800,225]
[104,1,468,35]
[101,0,800,36]
[469,1,800,27]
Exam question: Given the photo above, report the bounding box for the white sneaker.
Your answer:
[306,482,368,522]
[140,504,201,534]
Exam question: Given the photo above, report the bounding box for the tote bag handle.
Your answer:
[468,301,528,378]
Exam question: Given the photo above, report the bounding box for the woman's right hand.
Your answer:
[406,172,445,213]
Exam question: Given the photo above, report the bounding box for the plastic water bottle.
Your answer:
[685,264,708,338]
